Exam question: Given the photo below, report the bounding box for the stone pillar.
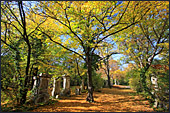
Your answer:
[151,76,159,108]
[110,78,113,86]
[114,79,117,85]
[32,73,51,105]
[75,87,81,95]
[60,75,71,96]
[31,67,38,90]
[117,80,119,85]
[80,79,85,91]
[51,78,61,98]
[32,76,39,95]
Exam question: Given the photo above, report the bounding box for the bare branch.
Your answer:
[97,1,130,37]
[98,21,138,46]
[39,29,85,61]
[107,1,130,31]
[153,27,159,39]
[75,58,82,79]
[139,23,155,49]
[98,52,120,62]
[92,15,106,31]
[27,18,48,37]
[91,22,138,53]
[1,20,23,36]
[1,39,17,51]
[5,3,23,28]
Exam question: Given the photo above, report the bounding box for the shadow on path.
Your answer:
[31,87,154,112]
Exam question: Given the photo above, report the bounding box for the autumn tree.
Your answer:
[1,1,47,104]
[30,1,152,102]
[115,1,169,106]
[95,39,119,88]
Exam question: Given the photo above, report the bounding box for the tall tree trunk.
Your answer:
[104,57,111,88]
[75,58,84,90]
[140,64,155,102]
[106,47,111,88]
[106,59,111,88]
[86,53,94,102]
[15,51,21,79]
[19,44,31,104]
[107,74,111,88]
[18,1,32,104]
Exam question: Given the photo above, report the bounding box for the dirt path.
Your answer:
[30,87,154,112]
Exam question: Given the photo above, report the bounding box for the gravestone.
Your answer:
[31,73,51,105]
[106,80,108,87]
[151,75,169,109]
[110,78,113,86]
[114,79,119,85]
[31,67,38,90]
[114,79,117,85]
[151,76,159,108]
[32,76,39,95]
[80,79,85,91]
[60,75,71,96]
[51,78,61,98]
[75,87,81,95]
[104,80,108,88]
[151,76,158,86]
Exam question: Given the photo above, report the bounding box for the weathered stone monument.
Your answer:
[31,73,51,105]
[80,79,85,91]
[51,77,61,98]
[151,75,159,108]
[60,75,71,96]
[151,74,169,109]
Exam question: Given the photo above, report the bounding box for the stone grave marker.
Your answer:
[51,78,61,98]
[75,87,81,95]
[31,73,51,105]
[60,75,71,96]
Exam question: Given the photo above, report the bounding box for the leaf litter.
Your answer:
[30,87,154,112]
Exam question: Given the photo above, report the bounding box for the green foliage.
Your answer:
[127,69,143,93]
[91,54,102,71]
[127,59,169,110]
[70,74,82,86]
[150,65,169,110]
[92,72,104,91]
[119,78,129,85]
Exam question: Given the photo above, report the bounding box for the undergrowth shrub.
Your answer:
[92,73,104,91]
